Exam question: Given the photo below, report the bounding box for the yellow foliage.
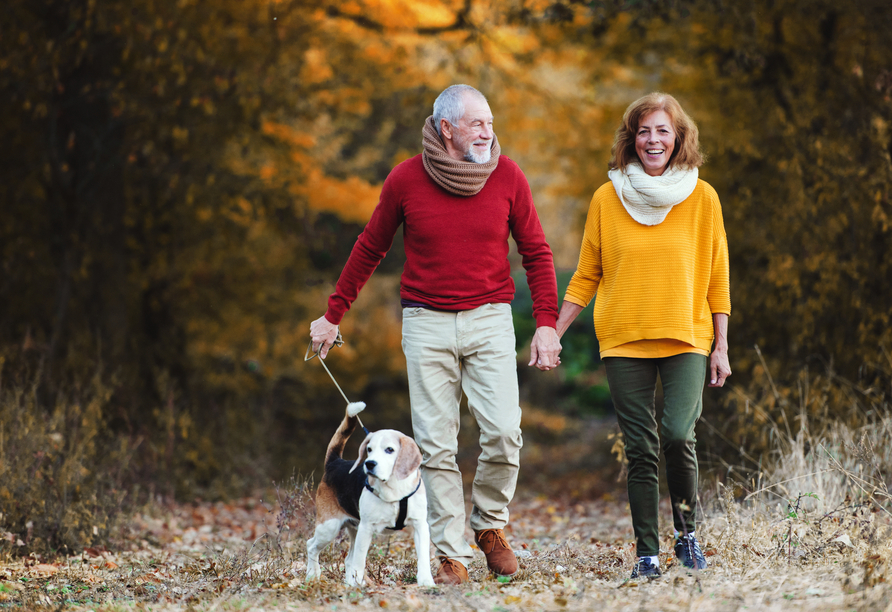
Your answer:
[347,0,457,29]
[257,119,382,222]
[490,27,540,55]
[302,168,381,223]
[261,121,316,149]
[259,164,275,181]
[300,47,333,85]
[7,0,892,499]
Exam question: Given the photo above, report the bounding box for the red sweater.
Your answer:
[325,154,558,328]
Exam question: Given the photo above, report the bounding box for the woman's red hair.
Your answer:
[609,92,705,171]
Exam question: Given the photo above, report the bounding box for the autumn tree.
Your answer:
[0,0,415,493]
[2,0,891,503]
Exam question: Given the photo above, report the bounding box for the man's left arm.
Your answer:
[509,167,560,371]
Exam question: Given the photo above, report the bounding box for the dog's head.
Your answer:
[349,429,421,482]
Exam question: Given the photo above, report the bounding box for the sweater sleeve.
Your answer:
[508,166,558,328]
[324,175,403,325]
[564,190,603,307]
[706,187,732,315]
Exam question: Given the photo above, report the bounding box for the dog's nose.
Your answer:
[364,460,377,473]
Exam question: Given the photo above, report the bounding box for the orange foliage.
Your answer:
[259,120,381,222]
[302,169,381,223]
[261,121,316,149]
[4,0,892,497]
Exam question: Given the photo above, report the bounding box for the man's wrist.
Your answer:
[534,315,558,328]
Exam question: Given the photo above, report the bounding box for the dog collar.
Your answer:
[364,476,422,531]
[364,478,376,495]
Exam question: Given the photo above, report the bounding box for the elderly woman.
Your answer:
[555,92,731,579]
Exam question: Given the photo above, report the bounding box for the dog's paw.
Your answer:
[345,569,364,588]
[417,575,435,587]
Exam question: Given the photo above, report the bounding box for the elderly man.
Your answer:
[310,84,560,585]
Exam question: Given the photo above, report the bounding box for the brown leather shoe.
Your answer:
[434,557,468,585]
[475,528,518,576]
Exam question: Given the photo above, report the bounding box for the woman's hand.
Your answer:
[709,313,731,387]
[709,347,731,387]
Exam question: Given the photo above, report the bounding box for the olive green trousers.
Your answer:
[604,353,706,557]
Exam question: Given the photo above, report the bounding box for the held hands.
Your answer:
[528,326,562,371]
[310,315,340,359]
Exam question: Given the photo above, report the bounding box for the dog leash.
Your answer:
[305,333,370,436]
[308,333,419,531]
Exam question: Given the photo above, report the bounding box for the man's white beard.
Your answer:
[464,142,492,164]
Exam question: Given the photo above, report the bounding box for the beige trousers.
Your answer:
[401,303,522,566]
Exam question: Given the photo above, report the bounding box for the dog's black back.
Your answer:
[323,457,366,519]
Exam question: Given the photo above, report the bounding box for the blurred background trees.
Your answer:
[1,0,891,552]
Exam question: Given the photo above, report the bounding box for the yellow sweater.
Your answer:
[565,179,731,358]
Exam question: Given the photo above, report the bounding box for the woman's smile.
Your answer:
[635,110,676,176]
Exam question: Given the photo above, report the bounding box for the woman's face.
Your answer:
[634,109,676,176]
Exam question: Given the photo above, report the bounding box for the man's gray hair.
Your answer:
[432,84,487,137]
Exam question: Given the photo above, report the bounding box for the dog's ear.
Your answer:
[349,433,372,473]
[393,435,422,480]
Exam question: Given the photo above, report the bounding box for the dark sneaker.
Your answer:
[630,557,662,580]
[674,534,707,571]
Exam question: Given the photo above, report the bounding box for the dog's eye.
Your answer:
[385,447,395,454]
[366,447,372,453]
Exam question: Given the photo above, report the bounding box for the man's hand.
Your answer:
[310,315,340,359]
[528,326,561,371]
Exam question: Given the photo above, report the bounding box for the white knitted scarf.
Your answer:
[607,163,699,226]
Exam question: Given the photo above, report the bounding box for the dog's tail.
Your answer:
[324,402,367,467]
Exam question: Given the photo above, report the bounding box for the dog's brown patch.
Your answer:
[393,434,422,480]
[315,480,351,522]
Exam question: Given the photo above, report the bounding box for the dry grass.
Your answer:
[0,369,132,558]
[3,363,892,610]
[2,412,891,612]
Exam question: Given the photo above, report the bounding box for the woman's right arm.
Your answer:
[558,189,604,340]
[555,301,585,339]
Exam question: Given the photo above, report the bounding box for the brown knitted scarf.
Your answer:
[421,115,500,196]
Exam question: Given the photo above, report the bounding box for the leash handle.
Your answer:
[303,330,344,362]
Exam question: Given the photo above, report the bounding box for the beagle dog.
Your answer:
[306,404,434,587]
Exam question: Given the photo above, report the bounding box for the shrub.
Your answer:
[707,345,892,515]
[0,362,132,558]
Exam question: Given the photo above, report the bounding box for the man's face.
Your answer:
[450,94,494,164]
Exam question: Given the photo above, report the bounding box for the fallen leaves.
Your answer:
[0,487,889,609]
[29,564,58,576]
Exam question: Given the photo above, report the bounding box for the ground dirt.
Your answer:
[3,409,891,610]
[2,486,890,611]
